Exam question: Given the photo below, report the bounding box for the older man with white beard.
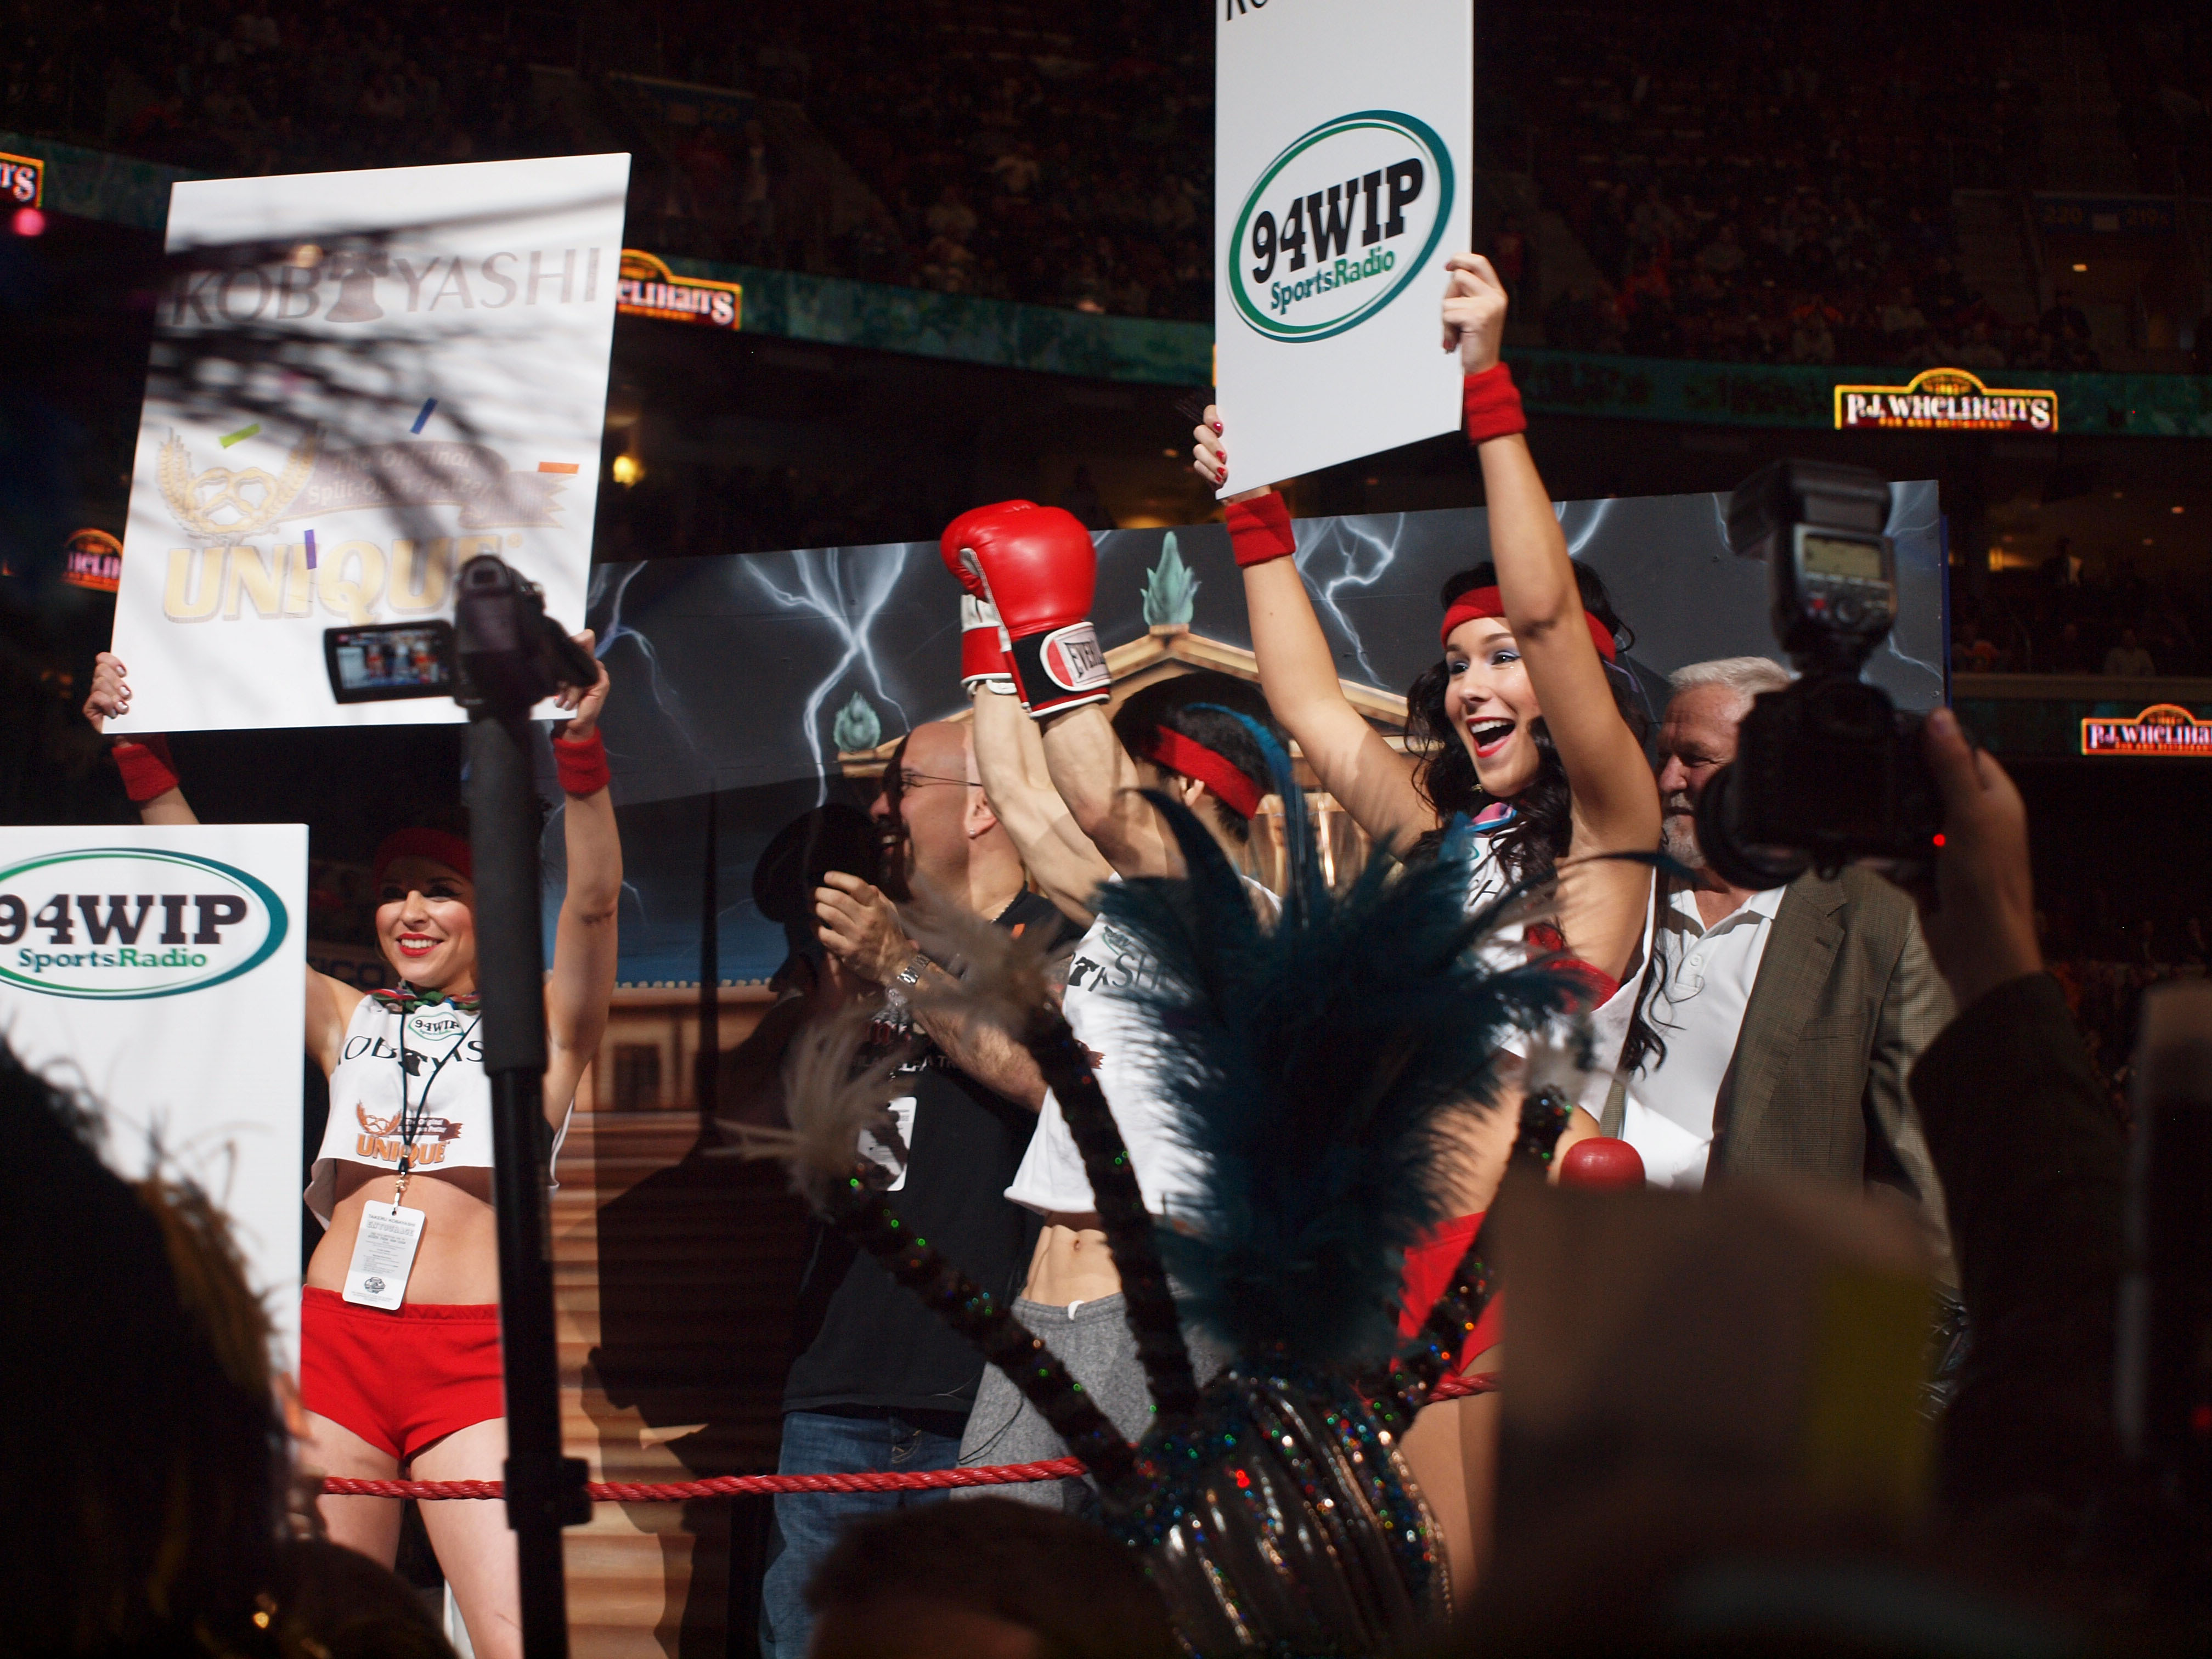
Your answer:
[1602,657,1955,1271]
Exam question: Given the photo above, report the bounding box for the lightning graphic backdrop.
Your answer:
[107,153,630,733]
[586,486,1945,986]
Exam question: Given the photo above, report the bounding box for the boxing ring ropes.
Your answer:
[316,1373,1499,1500]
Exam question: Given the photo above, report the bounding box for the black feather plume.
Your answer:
[1098,718,1581,1373]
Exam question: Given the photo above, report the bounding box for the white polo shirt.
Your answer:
[1617,880,1789,1189]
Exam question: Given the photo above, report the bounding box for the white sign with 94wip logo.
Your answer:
[0,823,308,1366]
[1215,0,1472,489]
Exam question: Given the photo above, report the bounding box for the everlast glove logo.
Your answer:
[1040,623,1109,693]
[0,850,289,1000]
[1229,111,1454,343]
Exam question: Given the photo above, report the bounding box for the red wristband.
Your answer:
[1463,363,1527,445]
[553,726,611,797]
[112,736,179,804]
[1226,492,1296,568]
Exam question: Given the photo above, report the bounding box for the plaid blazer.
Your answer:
[1704,865,1956,1275]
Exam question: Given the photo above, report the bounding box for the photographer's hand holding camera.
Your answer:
[1897,708,2126,1523]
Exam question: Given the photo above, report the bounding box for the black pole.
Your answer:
[696,789,719,1127]
[466,710,589,1658]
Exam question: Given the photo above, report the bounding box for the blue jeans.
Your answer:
[758,1407,965,1659]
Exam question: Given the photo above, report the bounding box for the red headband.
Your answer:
[1150,727,1265,820]
[373,828,473,885]
[1440,586,1617,662]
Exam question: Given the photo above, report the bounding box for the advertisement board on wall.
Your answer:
[0,823,308,1364]
[1215,0,1472,490]
[106,153,629,735]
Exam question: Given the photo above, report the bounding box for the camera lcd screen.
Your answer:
[1799,533,1885,582]
[324,622,454,702]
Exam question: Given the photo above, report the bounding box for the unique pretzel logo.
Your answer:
[159,426,320,538]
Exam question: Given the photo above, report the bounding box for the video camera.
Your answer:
[323,555,597,712]
[1693,460,1942,889]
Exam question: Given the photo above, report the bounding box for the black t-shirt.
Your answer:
[781,890,1063,1417]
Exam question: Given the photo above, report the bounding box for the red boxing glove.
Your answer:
[553,725,611,797]
[1225,492,1296,568]
[1463,363,1527,446]
[961,595,1015,695]
[940,500,1109,716]
[1559,1137,1646,1191]
[939,500,1036,601]
[111,735,179,804]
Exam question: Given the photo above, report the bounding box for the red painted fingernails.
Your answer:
[1212,421,1223,432]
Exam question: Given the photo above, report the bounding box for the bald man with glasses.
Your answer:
[743,719,1076,1658]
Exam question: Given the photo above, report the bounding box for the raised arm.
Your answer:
[963,602,1113,922]
[84,650,368,1068]
[1444,255,1657,857]
[1191,434,1432,853]
[543,636,622,1116]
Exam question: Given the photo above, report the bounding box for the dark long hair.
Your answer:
[1406,561,1649,882]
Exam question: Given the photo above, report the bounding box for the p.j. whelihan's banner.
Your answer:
[0,825,307,1364]
[1215,0,1472,490]
[108,154,630,733]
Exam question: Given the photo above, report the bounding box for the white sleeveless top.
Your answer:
[1006,875,1277,1221]
[307,993,572,1225]
[1465,816,1655,1120]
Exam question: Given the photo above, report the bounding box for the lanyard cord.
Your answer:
[392,1007,482,1206]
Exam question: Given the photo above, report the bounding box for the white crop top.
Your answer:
[1006,876,1278,1221]
[307,992,572,1226]
[1465,816,1654,1119]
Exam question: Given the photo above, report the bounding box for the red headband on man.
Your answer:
[1439,586,1617,662]
[1150,727,1265,821]
[373,828,474,885]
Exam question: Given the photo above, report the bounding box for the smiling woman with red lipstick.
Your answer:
[84,639,621,1659]
[1192,252,1661,1589]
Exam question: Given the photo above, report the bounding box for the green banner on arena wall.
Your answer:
[1508,350,2212,439]
[10,127,2212,431]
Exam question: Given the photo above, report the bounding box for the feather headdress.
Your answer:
[1097,719,1582,1373]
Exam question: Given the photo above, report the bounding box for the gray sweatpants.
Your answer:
[955,1293,1229,1516]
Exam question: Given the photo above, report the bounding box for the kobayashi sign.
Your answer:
[1229,111,1454,342]
[1834,367,2058,434]
[0,847,290,998]
[1215,0,1471,489]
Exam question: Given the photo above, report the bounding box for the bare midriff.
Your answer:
[1021,1212,1124,1307]
[305,1163,501,1306]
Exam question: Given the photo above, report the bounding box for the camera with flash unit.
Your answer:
[1693,460,1942,889]
[324,555,595,711]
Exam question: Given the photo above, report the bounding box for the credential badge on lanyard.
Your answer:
[342,1003,481,1310]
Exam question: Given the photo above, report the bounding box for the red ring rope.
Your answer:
[313,1374,1498,1501]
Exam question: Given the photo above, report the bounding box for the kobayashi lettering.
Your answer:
[165,246,604,326]
[0,891,247,947]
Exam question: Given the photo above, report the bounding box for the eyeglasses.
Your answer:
[895,770,975,791]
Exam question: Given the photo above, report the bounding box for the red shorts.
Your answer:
[1398,1214,1504,1372]
[300,1287,505,1462]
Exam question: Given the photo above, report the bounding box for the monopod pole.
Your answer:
[466,708,589,1657]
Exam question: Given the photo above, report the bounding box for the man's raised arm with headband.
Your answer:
[942,502,1209,881]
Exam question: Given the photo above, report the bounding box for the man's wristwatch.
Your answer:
[891,952,932,994]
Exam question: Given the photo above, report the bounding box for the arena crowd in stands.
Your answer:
[9,0,2209,357]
